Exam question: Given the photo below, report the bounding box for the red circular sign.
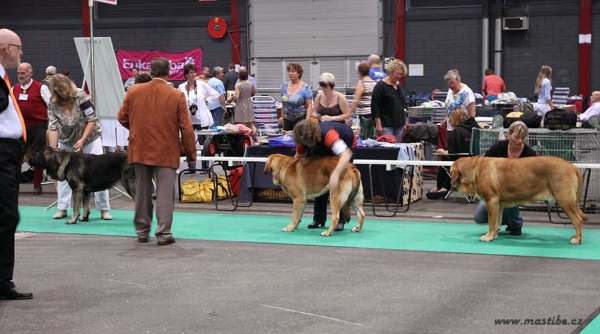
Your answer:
[208,17,228,39]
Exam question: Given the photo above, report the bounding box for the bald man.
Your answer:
[14,62,51,194]
[367,54,387,82]
[0,28,33,300]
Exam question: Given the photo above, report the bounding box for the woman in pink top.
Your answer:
[482,69,506,102]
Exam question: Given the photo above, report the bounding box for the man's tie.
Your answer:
[3,73,27,142]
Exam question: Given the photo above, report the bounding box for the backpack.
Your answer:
[181,176,231,203]
[519,112,542,128]
[544,108,577,130]
[503,111,523,128]
[228,166,243,197]
[403,121,438,145]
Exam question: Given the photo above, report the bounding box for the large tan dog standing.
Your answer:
[450,156,588,244]
[264,154,365,236]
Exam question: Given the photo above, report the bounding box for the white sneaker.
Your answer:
[101,211,113,220]
[53,210,67,219]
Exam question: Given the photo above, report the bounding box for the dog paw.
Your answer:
[351,227,361,233]
[570,236,582,245]
[479,234,495,242]
[320,231,332,237]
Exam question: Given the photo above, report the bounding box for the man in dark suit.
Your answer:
[0,28,33,300]
[223,62,238,92]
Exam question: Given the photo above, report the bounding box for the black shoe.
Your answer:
[509,227,522,236]
[0,286,33,300]
[307,221,325,229]
[334,222,346,232]
[426,191,448,200]
[157,237,176,246]
[137,237,149,243]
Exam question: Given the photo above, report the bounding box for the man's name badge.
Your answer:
[18,94,28,101]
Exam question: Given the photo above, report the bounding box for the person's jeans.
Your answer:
[474,201,523,229]
[382,126,404,143]
[210,107,224,127]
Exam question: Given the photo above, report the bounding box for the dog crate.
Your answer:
[473,128,600,213]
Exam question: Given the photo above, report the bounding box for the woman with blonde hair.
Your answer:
[473,121,537,236]
[313,72,351,124]
[47,74,112,221]
[534,65,554,117]
[371,59,408,142]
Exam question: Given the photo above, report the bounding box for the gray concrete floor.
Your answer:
[5,170,600,334]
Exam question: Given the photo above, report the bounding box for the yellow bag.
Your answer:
[181,177,231,203]
[207,176,231,200]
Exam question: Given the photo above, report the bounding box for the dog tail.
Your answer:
[340,167,362,222]
[121,163,136,200]
[575,169,589,222]
[346,167,361,203]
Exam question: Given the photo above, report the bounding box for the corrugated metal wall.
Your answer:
[0,0,235,86]
[248,0,382,94]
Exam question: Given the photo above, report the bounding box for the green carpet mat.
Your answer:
[16,206,599,260]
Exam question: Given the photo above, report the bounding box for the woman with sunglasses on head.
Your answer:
[47,74,112,221]
[281,63,313,131]
[313,73,351,125]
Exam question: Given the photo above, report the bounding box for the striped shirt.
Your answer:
[356,79,376,116]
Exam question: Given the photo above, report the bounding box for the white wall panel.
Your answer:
[249,0,382,58]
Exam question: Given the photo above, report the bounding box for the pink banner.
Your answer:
[116,48,203,81]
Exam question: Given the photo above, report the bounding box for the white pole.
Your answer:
[89,0,96,107]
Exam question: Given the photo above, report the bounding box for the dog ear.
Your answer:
[264,156,272,174]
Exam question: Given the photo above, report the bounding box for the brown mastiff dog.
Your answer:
[451,156,588,244]
[264,154,365,236]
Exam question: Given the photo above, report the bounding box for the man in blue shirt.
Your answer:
[367,54,388,82]
[207,66,227,126]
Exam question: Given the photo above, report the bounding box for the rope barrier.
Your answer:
[181,156,600,169]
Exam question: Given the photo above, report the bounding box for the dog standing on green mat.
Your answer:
[264,153,365,237]
[29,146,136,224]
[451,156,588,244]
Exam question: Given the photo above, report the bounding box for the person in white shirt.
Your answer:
[13,62,51,194]
[578,91,600,122]
[534,65,555,118]
[0,28,34,300]
[444,69,475,132]
[177,64,220,172]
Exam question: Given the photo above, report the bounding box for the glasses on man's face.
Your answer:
[9,43,22,51]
